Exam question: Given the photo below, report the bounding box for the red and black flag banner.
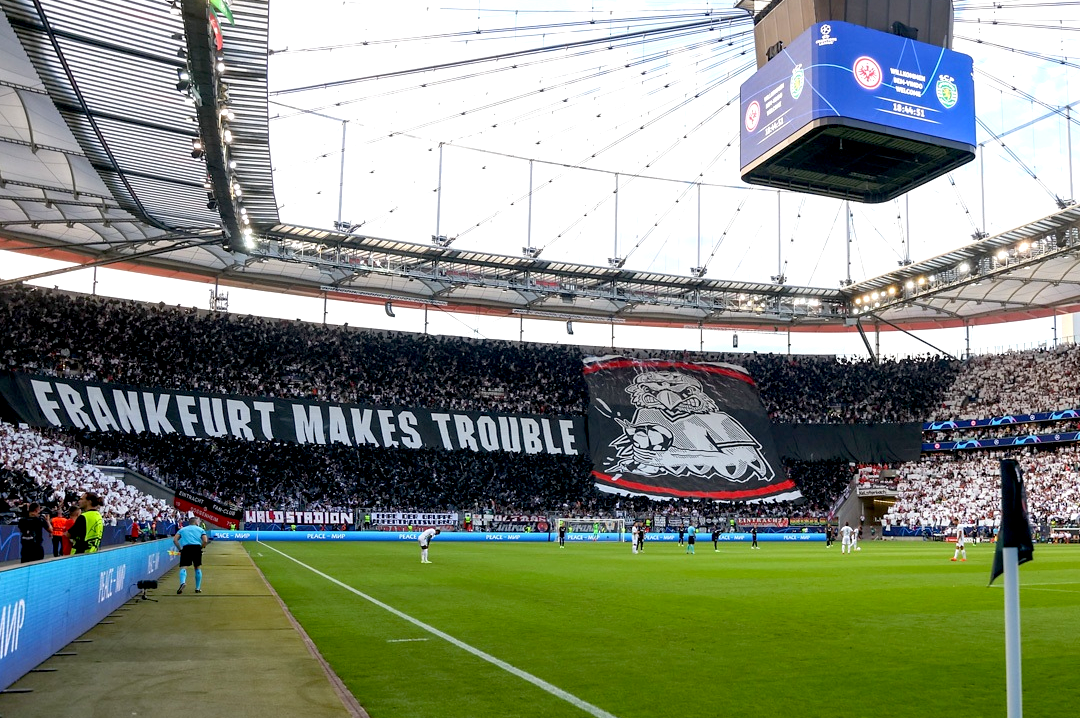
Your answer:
[583,356,798,501]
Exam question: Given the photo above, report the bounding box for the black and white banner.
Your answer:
[243,509,356,526]
[372,512,458,526]
[0,373,585,456]
[584,357,798,502]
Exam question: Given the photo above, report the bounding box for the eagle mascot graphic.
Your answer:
[607,370,774,484]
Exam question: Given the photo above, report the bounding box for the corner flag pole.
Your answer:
[991,458,1034,718]
[1003,545,1022,718]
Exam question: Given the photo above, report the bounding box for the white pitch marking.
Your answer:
[990,581,1080,589]
[387,638,430,643]
[259,542,619,718]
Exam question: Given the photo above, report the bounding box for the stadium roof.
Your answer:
[0,0,274,269]
[1,0,1079,336]
[846,204,1080,331]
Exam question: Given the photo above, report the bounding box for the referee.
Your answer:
[173,517,208,594]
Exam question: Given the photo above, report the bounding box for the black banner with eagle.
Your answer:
[584,357,798,502]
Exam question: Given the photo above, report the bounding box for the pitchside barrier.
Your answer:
[210,530,825,543]
[0,539,180,691]
[0,521,181,563]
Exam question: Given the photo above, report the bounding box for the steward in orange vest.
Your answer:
[50,514,67,558]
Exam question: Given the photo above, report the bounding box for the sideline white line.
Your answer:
[259,542,619,718]
[387,638,430,643]
[990,581,1080,589]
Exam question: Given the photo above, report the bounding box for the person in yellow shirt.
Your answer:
[66,492,104,554]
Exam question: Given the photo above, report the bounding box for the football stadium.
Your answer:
[2,1,1080,716]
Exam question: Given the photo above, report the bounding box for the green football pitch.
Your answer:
[247,540,1080,718]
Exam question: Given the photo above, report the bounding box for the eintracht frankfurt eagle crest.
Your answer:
[609,370,774,483]
[583,357,796,501]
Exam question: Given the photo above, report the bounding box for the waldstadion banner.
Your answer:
[243,508,356,526]
[0,373,585,456]
[583,357,799,502]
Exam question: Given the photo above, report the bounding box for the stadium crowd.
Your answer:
[0,285,588,416]
[931,343,1080,420]
[2,285,1080,530]
[0,285,956,423]
[885,445,1080,529]
[0,423,176,525]
[736,353,957,424]
[58,429,851,521]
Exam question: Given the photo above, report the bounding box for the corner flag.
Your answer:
[989,458,1034,586]
[991,458,1034,718]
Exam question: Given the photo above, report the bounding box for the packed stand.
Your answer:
[0,285,588,416]
[885,445,1080,529]
[0,284,975,522]
[734,353,957,424]
[931,343,1080,420]
[62,428,849,521]
[66,429,597,514]
[0,465,40,523]
[0,422,176,525]
[614,346,959,424]
[1,285,958,424]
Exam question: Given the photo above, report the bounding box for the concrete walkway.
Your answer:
[0,542,365,718]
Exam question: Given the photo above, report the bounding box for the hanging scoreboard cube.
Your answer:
[739,21,975,203]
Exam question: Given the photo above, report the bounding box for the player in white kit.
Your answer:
[951,525,967,562]
[840,522,854,554]
[631,523,639,554]
[418,527,440,563]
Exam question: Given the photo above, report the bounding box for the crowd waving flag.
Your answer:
[583,356,798,501]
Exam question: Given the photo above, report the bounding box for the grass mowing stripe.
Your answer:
[258,541,622,718]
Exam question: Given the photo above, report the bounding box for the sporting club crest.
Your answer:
[790,64,805,100]
[936,75,958,109]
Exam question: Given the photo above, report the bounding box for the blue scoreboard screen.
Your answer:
[740,21,975,171]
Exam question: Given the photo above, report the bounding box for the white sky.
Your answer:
[4,0,1080,358]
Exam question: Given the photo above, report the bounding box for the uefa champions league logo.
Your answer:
[815,23,837,47]
[936,75,958,109]
[790,64,805,100]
